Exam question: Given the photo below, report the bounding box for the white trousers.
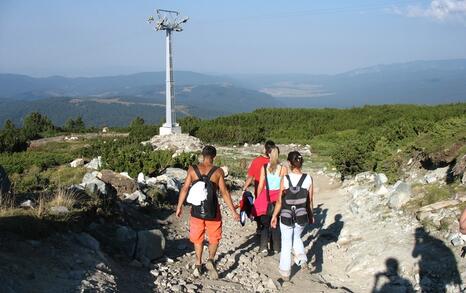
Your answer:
[279,221,307,276]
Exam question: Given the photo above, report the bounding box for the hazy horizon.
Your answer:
[1,57,465,79]
[1,0,466,77]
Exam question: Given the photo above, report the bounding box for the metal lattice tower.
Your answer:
[148,9,188,135]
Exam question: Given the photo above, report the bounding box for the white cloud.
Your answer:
[391,0,466,20]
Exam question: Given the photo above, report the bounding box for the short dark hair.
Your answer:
[287,151,303,169]
[264,140,275,155]
[202,145,217,158]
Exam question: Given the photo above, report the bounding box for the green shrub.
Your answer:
[23,112,55,140]
[0,120,28,153]
[0,150,75,174]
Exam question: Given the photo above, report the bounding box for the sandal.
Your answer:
[205,259,219,280]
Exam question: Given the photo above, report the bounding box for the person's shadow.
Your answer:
[303,204,328,247]
[307,214,344,273]
[372,258,414,293]
[412,227,462,292]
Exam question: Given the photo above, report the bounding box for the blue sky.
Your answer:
[1,0,466,77]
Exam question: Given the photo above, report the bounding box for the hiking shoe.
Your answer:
[205,259,219,280]
[193,264,202,278]
[260,249,269,257]
[279,270,290,282]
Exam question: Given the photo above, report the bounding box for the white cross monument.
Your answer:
[148,9,188,135]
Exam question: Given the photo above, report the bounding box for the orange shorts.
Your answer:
[189,213,222,245]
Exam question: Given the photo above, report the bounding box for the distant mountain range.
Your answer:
[0,59,465,127]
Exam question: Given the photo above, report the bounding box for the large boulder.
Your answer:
[0,165,11,196]
[388,181,412,209]
[135,229,165,261]
[97,170,137,196]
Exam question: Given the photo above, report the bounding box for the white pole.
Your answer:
[165,29,173,127]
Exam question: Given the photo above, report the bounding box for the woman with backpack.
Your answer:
[252,146,286,256]
[271,151,314,281]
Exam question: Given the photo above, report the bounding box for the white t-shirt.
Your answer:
[284,173,312,190]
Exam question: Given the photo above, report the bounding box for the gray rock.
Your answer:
[424,166,449,184]
[116,226,137,257]
[164,168,187,183]
[221,166,229,177]
[136,191,147,204]
[84,178,110,196]
[462,173,466,185]
[0,165,11,196]
[85,156,102,170]
[354,171,376,184]
[388,181,412,209]
[135,229,165,261]
[70,158,85,168]
[156,174,181,192]
[146,177,158,186]
[123,192,140,201]
[266,278,279,290]
[75,232,100,251]
[449,233,466,247]
[377,173,388,184]
[50,206,69,215]
[82,171,100,184]
[137,172,145,184]
[20,199,35,209]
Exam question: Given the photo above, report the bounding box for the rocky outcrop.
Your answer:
[148,133,203,155]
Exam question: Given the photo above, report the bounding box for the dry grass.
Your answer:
[0,192,15,210]
[48,188,80,210]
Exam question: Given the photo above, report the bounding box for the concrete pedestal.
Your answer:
[159,124,182,136]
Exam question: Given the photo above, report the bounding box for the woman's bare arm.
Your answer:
[257,167,266,196]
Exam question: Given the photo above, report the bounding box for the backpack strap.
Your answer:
[285,175,293,188]
[263,164,270,202]
[296,174,307,188]
[206,166,218,179]
[192,165,203,180]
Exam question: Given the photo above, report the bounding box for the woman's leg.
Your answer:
[259,215,271,252]
[292,224,307,265]
[279,222,293,276]
[271,222,281,252]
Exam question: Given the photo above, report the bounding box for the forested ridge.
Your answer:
[179,103,466,181]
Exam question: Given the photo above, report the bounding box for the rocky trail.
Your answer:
[1,143,465,293]
[151,156,466,293]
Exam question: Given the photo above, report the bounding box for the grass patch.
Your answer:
[42,166,87,189]
[48,188,80,210]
